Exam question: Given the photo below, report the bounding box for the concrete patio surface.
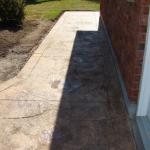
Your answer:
[0,11,136,149]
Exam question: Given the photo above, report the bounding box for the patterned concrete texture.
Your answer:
[0,12,136,150]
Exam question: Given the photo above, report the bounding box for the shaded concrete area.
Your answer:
[0,12,136,149]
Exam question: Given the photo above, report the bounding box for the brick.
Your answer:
[100,0,149,102]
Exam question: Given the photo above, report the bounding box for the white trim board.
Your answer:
[136,6,150,150]
[137,6,150,117]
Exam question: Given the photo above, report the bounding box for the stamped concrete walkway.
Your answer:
[0,12,136,149]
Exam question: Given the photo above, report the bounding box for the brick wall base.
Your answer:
[100,0,150,101]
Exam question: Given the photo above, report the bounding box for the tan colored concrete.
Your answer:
[0,12,136,150]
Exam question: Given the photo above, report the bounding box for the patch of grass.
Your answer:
[25,0,99,20]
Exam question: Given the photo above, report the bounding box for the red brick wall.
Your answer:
[100,0,150,101]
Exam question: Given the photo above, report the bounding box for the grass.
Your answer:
[25,0,99,20]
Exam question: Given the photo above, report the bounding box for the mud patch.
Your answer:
[0,20,55,83]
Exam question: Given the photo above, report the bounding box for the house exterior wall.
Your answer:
[100,0,150,101]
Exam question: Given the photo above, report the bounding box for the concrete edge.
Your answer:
[0,48,42,92]
[0,15,57,92]
[100,16,137,118]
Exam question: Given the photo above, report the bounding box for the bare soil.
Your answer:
[0,20,55,83]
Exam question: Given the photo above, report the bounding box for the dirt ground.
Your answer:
[0,20,55,83]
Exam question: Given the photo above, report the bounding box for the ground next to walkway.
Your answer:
[0,20,55,83]
[0,12,136,149]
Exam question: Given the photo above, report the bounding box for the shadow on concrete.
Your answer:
[48,21,136,149]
